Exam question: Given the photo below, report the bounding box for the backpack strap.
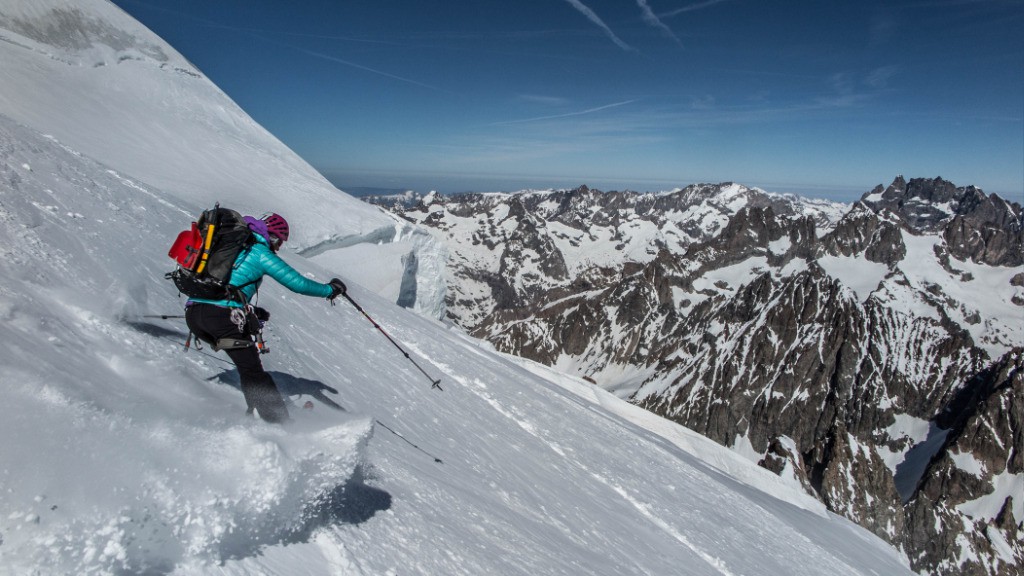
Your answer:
[224,241,261,304]
[213,338,254,351]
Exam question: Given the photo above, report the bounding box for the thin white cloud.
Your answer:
[812,68,899,108]
[298,48,443,91]
[866,65,899,88]
[690,94,716,110]
[490,99,638,125]
[519,94,572,106]
[636,0,683,45]
[561,0,636,52]
[660,0,731,19]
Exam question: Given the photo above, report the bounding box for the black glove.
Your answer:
[253,306,270,322]
[328,278,347,300]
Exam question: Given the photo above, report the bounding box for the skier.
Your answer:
[183,212,346,423]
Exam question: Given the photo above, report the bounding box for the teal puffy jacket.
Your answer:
[188,234,333,308]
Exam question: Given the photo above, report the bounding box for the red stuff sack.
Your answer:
[168,222,204,271]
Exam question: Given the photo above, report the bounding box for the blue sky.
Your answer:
[111,0,1023,201]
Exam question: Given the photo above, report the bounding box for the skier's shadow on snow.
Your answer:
[309,464,393,525]
[219,463,392,562]
[123,320,186,340]
[209,370,346,411]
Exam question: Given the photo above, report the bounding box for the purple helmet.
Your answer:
[262,213,289,242]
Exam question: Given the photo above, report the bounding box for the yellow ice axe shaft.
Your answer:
[195,223,216,274]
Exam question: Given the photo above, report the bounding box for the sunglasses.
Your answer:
[269,235,284,251]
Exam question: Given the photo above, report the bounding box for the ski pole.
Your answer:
[376,419,443,464]
[142,314,186,320]
[341,293,443,391]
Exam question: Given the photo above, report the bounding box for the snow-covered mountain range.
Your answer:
[368,178,1023,574]
[0,2,923,575]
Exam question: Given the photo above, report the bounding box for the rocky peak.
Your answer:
[721,205,787,245]
[862,176,960,230]
[861,176,1022,266]
[819,202,906,264]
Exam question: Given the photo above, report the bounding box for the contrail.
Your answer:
[491,99,637,125]
[562,0,636,52]
[660,0,731,18]
[299,48,442,91]
[636,0,682,45]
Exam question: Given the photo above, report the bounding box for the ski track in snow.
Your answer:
[585,469,737,576]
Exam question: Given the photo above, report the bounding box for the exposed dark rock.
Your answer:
[758,436,816,496]
[943,213,1023,267]
[820,203,906,263]
[904,349,1023,575]
[861,176,1023,266]
[810,423,905,543]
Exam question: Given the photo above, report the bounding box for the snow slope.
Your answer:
[0,1,914,574]
[0,0,446,318]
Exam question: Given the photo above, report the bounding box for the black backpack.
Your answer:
[166,205,255,301]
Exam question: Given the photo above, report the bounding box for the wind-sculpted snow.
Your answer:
[298,225,400,257]
[301,221,449,318]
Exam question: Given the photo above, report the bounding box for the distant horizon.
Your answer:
[324,170,1014,204]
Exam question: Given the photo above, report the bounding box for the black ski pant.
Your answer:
[185,303,289,423]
